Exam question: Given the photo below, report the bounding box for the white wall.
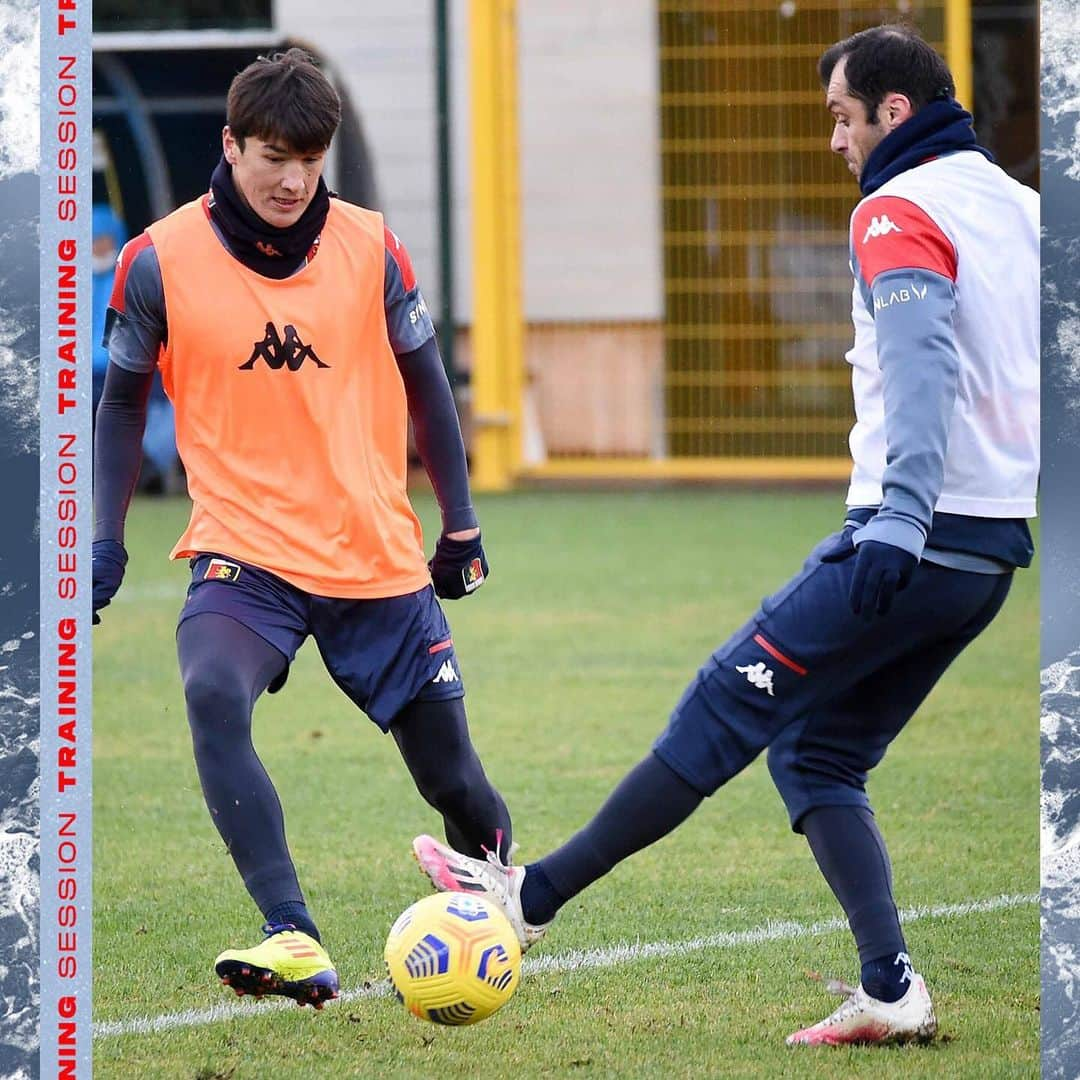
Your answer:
[271,4,439,291]
[517,1,662,321]
[273,0,663,323]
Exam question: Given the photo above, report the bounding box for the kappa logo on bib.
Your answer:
[239,322,329,371]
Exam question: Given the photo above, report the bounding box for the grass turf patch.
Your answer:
[93,490,1038,1077]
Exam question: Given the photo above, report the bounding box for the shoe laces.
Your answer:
[480,828,518,872]
[824,978,859,998]
[261,922,297,937]
[480,846,511,874]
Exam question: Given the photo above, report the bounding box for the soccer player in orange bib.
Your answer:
[92,49,512,1008]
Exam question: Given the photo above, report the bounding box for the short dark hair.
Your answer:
[819,25,955,122]
[227,48,342,152]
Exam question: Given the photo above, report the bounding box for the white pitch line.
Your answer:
[93,892,1036,1040]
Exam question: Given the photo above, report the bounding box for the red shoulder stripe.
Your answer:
[384,225,416,292]
[108,232,154,313]
[851,196,957,286]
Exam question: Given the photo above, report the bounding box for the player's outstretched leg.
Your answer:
[392,697,514,861]
[178,613,338,1005]
[413,750,703,951]
[784,806,935,1045]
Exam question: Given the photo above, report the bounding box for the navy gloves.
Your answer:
[429,533,488,600]
[849,541,917,618]
[92,539,128,625]
[821,531,917,619]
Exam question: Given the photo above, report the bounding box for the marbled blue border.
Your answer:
[0,2,42,1076]
[38,3,93,1077]
[1040,1,1080,1076]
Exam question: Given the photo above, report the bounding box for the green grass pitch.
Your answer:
[92,489,1038,1078]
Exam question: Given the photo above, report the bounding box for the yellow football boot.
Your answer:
[215,924,339,1008]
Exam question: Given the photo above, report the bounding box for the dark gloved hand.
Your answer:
[847,540,917,619]
[92,540,128,625]
[429,533,488,599]
[818,527,857,564]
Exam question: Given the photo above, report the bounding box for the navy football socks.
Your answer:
[265,902,321,944]
[519,863,565,927]
[860,951,915,1003]
[801,805,910,999]
[522,752,703,924]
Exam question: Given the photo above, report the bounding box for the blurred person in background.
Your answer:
[91,48,512,1010]
[93,203,182,494]
[92,203,125,421]
[414,24,1038,1047]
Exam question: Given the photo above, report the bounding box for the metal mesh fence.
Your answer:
[658,0,947,459]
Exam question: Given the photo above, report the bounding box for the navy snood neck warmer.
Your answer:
[859,97,994,196]
[208,155,332,279]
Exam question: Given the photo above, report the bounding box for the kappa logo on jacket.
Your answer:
[239,322,329,371]
[862,214,903,244]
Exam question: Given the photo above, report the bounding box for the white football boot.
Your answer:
[412,834,551,952]
[786,973,937,1046]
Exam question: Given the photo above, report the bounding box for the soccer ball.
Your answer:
[384,892,521,1026]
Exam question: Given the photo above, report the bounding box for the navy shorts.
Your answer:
[652,530,1012,830]
[178,554,465,730]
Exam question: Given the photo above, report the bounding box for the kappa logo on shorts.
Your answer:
[432,660,459,685]
[462,558,485,594]
[735,661,775,697]
[204,558,242,582]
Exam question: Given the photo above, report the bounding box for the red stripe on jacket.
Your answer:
[852,195,957,286]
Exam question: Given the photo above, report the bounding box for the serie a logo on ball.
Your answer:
[384,892,521,1025]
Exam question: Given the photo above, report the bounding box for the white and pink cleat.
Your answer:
[412,833,550,952]
[786,974,937,1046]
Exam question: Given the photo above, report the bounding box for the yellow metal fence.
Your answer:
[469,1,965,487]
[658,0,947,464]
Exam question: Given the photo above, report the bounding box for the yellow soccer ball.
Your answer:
[384,892,521,1025]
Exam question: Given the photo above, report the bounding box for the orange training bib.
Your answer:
[148,198,430,598]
